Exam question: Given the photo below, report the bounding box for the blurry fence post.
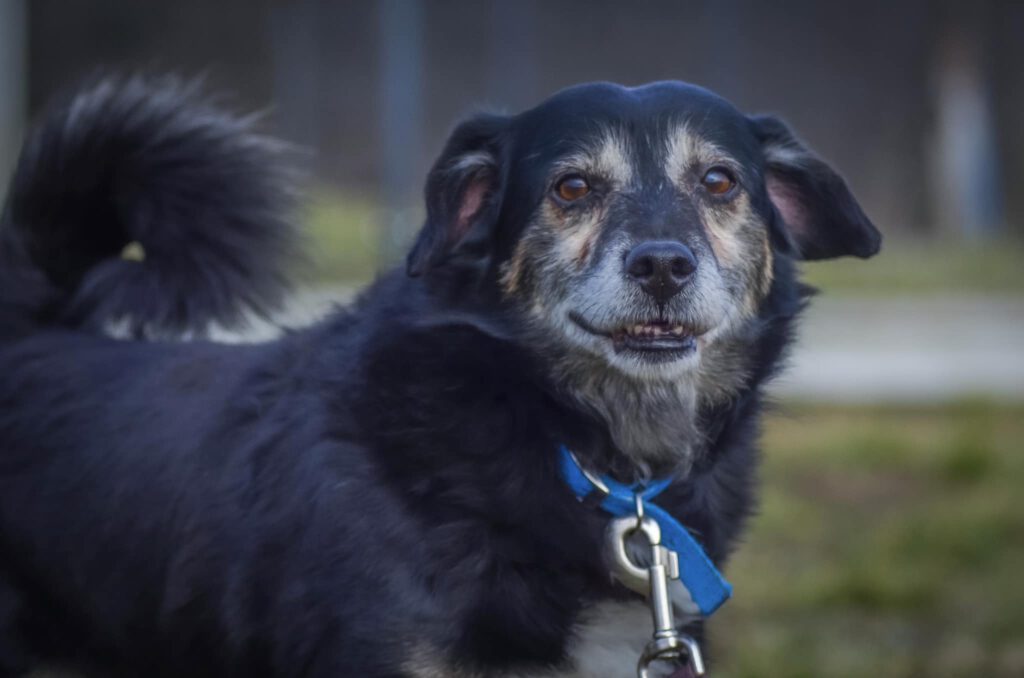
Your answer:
[929,3,1004,239]
[378,0,423,268]
[0,0,27,190]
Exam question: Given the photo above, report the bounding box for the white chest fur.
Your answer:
[517,598,697,678]
[407,599,697,678]
[556,600,656,677]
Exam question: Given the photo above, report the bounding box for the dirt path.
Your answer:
[776,296,1024,402]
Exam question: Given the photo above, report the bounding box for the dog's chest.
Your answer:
[556,600,660,677]
[519,599,692,678]
[406,599,690,678]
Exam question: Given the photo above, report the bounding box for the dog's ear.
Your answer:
[406,114,509,276]
[750,114,881,260]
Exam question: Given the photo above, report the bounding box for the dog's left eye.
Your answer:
[701,168,736,195]
[554,175,591,202]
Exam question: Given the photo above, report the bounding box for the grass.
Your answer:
[714,401,1024,678]
[298,189,384,284]
[800,238,1024,297]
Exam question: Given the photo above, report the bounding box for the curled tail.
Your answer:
[0,74,301,339]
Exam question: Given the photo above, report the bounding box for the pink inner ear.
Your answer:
[765,174,811,240]
[452,175,491,243]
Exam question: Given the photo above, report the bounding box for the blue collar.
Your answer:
[558,445,732,616]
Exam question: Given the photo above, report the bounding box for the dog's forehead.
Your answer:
[511,81,757,162]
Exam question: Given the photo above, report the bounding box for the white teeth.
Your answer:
[624,324,688,337]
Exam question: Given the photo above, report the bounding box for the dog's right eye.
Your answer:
[554,175,591,202]
[701,168,736,195]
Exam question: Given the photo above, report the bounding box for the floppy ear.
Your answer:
[406,114,509,276]
[750,114,881,260]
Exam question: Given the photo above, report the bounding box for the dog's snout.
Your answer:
[624,241,697,303]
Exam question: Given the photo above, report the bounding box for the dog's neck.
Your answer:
[550,355,701,481]
[547,332,758,482]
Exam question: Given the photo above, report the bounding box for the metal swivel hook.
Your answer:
[604,498,706,677]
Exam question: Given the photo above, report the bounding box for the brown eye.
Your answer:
[555,175,591,202]
[701,168,736,195]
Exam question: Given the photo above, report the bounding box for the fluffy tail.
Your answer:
[0,75,301,339]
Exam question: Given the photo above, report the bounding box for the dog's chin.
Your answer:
[565,312,709,381]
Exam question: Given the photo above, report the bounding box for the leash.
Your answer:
[559,446,732,677]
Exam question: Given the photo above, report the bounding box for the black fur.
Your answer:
[0,78,877,677]
[751,114,881,261]
[0,74,299,339]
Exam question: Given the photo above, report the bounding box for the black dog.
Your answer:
[0,76,879,677]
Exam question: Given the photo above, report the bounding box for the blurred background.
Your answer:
[2,1,1022,676]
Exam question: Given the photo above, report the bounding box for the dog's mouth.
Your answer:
[569,313,703,359]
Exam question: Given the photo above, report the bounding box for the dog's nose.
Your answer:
[624,241,697,303]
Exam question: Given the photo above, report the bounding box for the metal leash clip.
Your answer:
[604,495,706,678]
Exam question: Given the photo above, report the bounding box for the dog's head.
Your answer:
[408,82,879,468]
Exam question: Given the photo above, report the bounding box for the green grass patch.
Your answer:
[298,189,383,284]
[715,402,1024,677]
[802,237,1024,297]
